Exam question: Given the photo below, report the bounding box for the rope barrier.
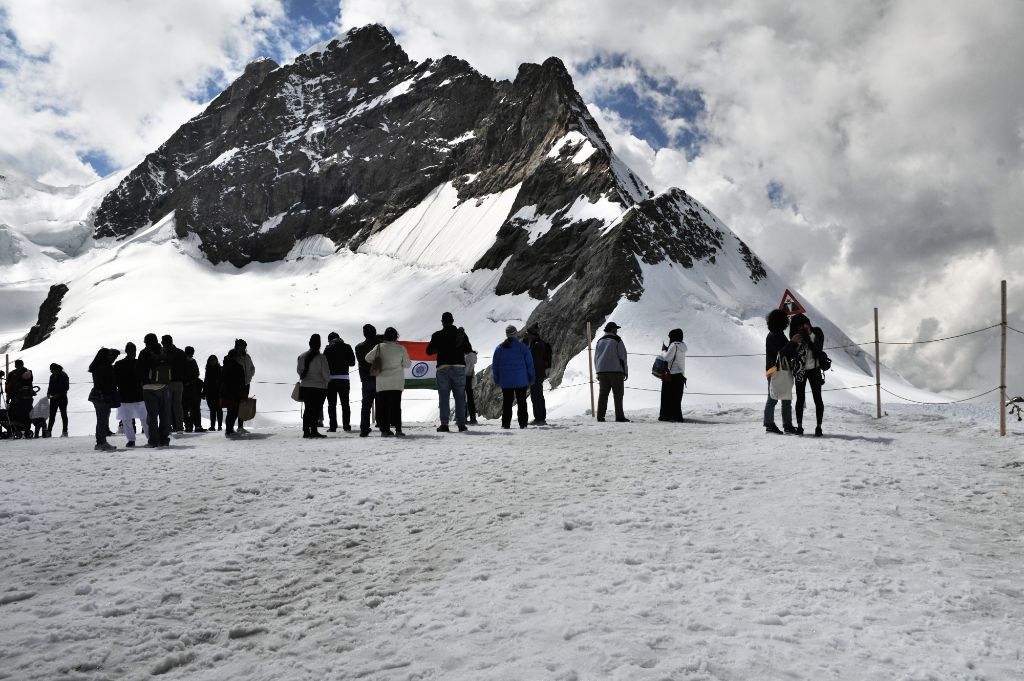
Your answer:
[878,386,1000,405]
[877,323,1001,346]
[1008,325,1024,336]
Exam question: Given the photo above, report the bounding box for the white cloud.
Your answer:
[0,0,325,184]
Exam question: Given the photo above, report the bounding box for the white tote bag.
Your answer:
[769,354,794,401]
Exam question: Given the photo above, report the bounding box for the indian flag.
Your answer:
[400,341,436,389]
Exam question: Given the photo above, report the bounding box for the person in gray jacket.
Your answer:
[594,322,629,422]
[297,334,331,439]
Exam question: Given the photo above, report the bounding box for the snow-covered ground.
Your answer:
[1,403,1021,680]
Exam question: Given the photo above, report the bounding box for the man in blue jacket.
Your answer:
[492,325,536,429]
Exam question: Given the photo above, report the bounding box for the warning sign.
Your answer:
[779,289,806,317]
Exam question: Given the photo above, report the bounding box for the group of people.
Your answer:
[763,311,828,436]
[293,312,555,438]
[81,335,257,450]
[4,307,829,445]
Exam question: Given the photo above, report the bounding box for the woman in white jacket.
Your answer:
[364,327,411,437]
[658,328,687,422]
[297,334,331,439]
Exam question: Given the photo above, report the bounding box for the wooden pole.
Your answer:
[874,308,882,419]
[1000,280,1007,437]
[586,322,595,418]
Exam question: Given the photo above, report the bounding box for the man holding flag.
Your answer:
[427,311,470,433]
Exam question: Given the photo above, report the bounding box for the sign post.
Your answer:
[1000,280,1007,437]
[874,308,882,419]
[586,322,595,418]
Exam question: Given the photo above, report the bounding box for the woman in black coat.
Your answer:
[789,313,826,436]
[204,355,223,431]
[220,349,246,437]
[764,309,797,435]
[88,347,120,451]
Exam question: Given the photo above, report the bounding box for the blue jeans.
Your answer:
[93,401,111,445]
[436,366,467,426]
[763,379,792,428]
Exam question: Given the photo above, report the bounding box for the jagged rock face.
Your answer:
[93,25,633,268]
[92,23,770,401]
[22,283,68,350]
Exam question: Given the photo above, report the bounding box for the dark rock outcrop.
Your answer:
[22,284,68,350]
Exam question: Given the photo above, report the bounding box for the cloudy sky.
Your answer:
[2,0,1023,392]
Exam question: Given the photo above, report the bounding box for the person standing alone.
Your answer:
[658,329,687,423]
[46,363,69,437]
[594,322,629,422]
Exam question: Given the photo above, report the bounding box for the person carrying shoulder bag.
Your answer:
[658,328,687,422]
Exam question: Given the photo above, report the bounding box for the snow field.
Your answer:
[1,404,1022,680]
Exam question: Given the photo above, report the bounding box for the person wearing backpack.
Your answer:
[46,363,70,437]
[789,313,826,436]
[594,322,629,422]
[364,327,411,437]
[138,333,173,447]
[5,359,34,438]
[524,325,553,426]
[297,334,331,439]
[324,331,356,432]
[764,309,798,435]
[658,329,688,422]
[88,347,120,451]
[114,342,147,447]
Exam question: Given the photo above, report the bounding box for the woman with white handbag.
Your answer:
[764,309,798,435]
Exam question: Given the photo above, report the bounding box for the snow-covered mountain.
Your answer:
[2,24,922,433]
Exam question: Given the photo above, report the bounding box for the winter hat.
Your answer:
[505,325,518,338]
[327,331,340,342]
[604,322,621,333]
[50,363,61,371]
[362,324,377,339]
[525,324,540,336]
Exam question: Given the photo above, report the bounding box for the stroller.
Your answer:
[1,383,39,440]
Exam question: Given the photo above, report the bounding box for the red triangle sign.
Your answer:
[779,289,806,317]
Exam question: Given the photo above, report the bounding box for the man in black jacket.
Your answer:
[324,331,356,432]
[524,325,552,426]
[162,335,187,432]
[46,363,70,437]
[114,342,147,446]
[426,312,470,432]
[354,324,383,437]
